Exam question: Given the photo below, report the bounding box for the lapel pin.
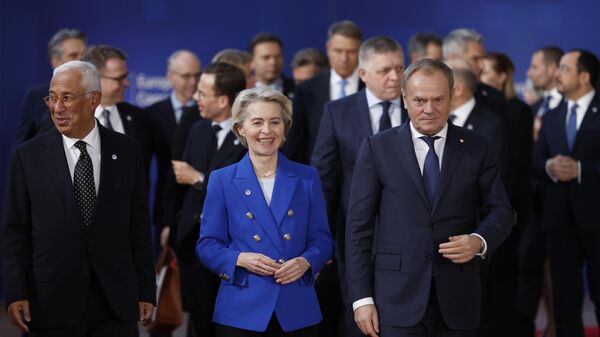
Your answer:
[459,138,464,144]
[593,107,598,113]
[126,115,132,121]
[467,124,474,130]
[234,139,240,146]
[245,189,251,196]
[112,154,117,160]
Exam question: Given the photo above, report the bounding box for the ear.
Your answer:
[579,71,590,86]
[90,92,102,109]
[218,95,229,110]
[401,89,408,109]
[498,72,508,87]
[236,124,245,137]
[50,57,61,69]
[358,67,367,83]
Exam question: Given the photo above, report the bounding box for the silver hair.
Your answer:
[359,36,404,69]
[47,28,86,60]
[167,49,201,71]
[443,28,484,59]
[53,61,101,93]
[231,86,292,148]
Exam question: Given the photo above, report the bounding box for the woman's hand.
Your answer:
[236,252,280,276]
[274,257,310,284]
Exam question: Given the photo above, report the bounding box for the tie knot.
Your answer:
[212,124,222,133]
[102,109,110,117]
[380,101,392,113]
[74,140,87,152]
[340,78,347,86]
[448,114,457,123]
[420,136,440,149]
[571,103,579,113]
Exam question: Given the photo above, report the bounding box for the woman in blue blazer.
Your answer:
[197,86,334,336]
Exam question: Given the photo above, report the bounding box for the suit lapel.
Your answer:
[209,131,241,171]
[43,130,79,208]
[94,126,122,226]
[355,90,374,138]
[553,101,570,153]
[433,124,463,213]
[573,94,600,152]
[391,125,430,208]
[269,154,299,227]
[117,103,135,137]
[233,155,285,255]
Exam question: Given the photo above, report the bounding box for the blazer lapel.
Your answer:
[433,124,463,213]
[573,94,600,152]
[209,131,240,171]
[269,154,299,227]
[233,155,285,255]
[391,125,430,209]
[94,126,122,226]
[355,90,374,138]
[43,130,78,209]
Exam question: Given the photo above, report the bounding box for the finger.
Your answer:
[439,241,462,249]
[439,246,465,255]
[12,309,28,332]
[372,309,380,334]
[22,303,31,323]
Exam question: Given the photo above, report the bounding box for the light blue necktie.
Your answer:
[566,103,578,151]
[540,95,552,117]
[421,136,441,205]
[338,79,347,99]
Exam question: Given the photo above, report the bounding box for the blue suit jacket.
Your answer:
[345,123,513,330]
[533,93,600,230]
[196,153,333,332]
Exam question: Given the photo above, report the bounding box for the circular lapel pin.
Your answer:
[245,189,251,196]
[112,154,117,160]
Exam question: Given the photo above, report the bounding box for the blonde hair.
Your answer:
[231,86,292,148]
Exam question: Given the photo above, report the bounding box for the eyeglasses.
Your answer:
[101,72,129,83]
[43,92,92,107]
[172,71,201,81]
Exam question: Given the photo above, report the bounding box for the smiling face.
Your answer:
[237,101,285,159]
[402,68,452,136]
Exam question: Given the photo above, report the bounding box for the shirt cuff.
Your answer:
[352,297,374,311]
[545,159,558,182]
[577,160,581,184]
[470,233,488,258]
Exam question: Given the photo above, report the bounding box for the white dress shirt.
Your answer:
[95,105,125,134]
[449,97,476,128]
[212,117,234,150]
[330,68,360,101]
[62,119,101,193]
[352,121,489,312]
[256,78,284,94]
[258,177,276,206]
[537,88,562,116]
[365,88,402,133]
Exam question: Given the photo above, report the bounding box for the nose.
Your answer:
[423,100,434,113]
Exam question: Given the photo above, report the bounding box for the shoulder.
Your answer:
[297,71,329,92]
[16,128,57,154]
[209,161,239,180]
[25,83,50,98]
[189,119,212,134]
[325,89,365,112]
[117,101,144,115]
[144,97,170,111]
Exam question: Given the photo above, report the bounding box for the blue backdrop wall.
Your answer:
[0,0,599,294]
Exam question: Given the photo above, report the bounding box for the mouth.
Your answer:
[54,117,71,126]
[257,137,275,145]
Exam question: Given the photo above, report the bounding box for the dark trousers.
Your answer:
[215,316,318,337]
[546,209,600,337]
[380,283,476,337]
[314,261,344,337]
[336,258,369,337]
[29,269,137,337]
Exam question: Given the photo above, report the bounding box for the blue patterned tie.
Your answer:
[540,95,552,116]
[73,141,97,227]
[338,79,347,99]
[421,136,440,205]
[566,103,578,151]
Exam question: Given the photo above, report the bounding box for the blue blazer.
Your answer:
[196,153,333,332]
[345,123,513,330]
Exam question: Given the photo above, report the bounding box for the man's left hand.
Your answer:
[139,302,154,321]
[438,235,482,263]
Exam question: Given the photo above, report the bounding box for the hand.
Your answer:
[548,155,578,182]
[236,252,280,276]
[160,226,170,248]
[7,300,30,332]
[274,257,310,284]
[354,304,379,337]
[139,301,154,321]
[439,235,482,263]
[172,160,203,185]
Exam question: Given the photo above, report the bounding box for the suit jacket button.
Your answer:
[315,272,320,280]
[253,234,262,242]
[278,259,286,264]
[283,233,292,241]
[426,254,432,260]
[287,209,294,217]
[223,274,230,281]
[246,212,254,220]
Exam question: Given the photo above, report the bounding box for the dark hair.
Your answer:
[249,32,284,55]
[408,32,442,57]
[484,52,517,99]
[291,48,328,70]
[571,49,599,88]
[537,46,564,66]
[328,20,362,41]
[202,62,247,107]
[402,58,454,94]
[81,45,127,72]
[47,28,86,60]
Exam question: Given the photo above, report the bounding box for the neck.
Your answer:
[250,152,278,177]
[567,87,593,102]
[258,76,277,85]
[451,96,469,111]
[174,92,191,105]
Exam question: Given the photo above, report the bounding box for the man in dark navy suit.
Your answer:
[285,20,364,165]
[346,58,512,337]
[249,32,295,98]
[3,60,155,336]
[311,36,407,337]
[533,49,600,337]
[167,62,247,337]
[16,28,86,144]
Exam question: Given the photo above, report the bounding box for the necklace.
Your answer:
[253,165,277,178]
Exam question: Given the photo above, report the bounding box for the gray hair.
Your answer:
[231,86,292,148]
[53,61,101,93]
[359,36,404,68]
[47,28,86,60]
[212,49,252,69]
[443,28,483,59]
[402,58,454,94]
[167,49,201,71]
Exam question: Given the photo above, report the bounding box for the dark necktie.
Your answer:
[566,103,578,151]
[421,136,441,205]
[73,141,97,227]
[208,124,222,163]
[379,101,392,133]
[102,109,114,130]
[448,114,457,123]
[540,95,552,117]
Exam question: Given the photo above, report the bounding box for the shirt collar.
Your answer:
[569,89,595,113]
[255,77,283,91]
[170,92,194,110]
[212,117,234,133]
[94,104,116,118]
[62,118,100,150]
[365,88,401,109]
[451,97,476,119]
[410,120,448,141]
[330,67,359,85]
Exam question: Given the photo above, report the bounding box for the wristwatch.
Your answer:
[192,174,204,190]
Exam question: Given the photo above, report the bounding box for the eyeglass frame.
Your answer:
[170,71,202,81]
[43,92,95,108]
[101,72,129,83]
